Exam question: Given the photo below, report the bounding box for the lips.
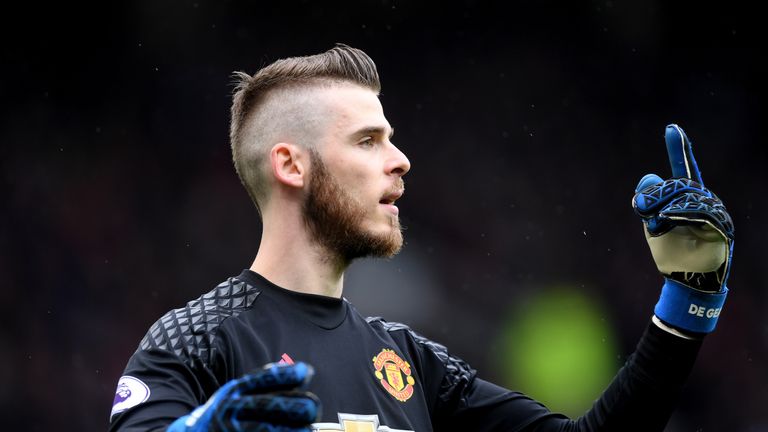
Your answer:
[379,189,404,205]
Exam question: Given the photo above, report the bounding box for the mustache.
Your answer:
[388,178,405,195]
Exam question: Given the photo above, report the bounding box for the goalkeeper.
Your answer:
[108,45,734,431]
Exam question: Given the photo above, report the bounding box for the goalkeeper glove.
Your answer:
[632,124,734,334]
[167,362,320,432]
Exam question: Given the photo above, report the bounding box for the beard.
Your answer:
[303,149,403,263]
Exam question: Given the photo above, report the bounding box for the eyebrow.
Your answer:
[350,126,395,140]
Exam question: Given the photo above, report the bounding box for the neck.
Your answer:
[250,209,348,298]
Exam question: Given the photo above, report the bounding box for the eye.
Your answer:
[358,137,375,147]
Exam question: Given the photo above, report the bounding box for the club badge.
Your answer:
[371,349,415,402]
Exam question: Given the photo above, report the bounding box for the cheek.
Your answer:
[345,182,377,209]
[335,154,370,178]
[329,162,378,199]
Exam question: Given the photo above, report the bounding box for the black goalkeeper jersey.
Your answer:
[109,270,703,431]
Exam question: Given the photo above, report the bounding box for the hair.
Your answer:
[229,44,381,215]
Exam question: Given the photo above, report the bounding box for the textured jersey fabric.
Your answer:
[109,270,703,431]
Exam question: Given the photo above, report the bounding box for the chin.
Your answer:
[364,227,404,259]
[367,223,401,240]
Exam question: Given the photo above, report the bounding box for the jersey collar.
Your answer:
[237,269,348,329]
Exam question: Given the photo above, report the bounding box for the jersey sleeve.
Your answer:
[108,278,260,431]
[107,345,220,431]
[388,319,703,431]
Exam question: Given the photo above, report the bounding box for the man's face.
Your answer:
[302,84,410,262]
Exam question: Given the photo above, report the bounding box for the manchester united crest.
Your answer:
[372,348,415,402]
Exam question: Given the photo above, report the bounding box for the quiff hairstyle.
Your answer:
[230,44,381,215]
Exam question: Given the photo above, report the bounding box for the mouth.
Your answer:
[379,189,404,206]
[379,189,404,215]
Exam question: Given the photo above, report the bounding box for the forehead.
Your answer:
[316,83,390,137]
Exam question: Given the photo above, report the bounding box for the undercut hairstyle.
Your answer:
[230,44,381,215]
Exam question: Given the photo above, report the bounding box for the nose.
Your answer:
[386,142,411,177]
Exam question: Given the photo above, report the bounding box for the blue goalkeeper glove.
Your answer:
[632,124,734,334]
[167,362,320,432]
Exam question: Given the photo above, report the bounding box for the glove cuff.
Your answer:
[654,279,728,333]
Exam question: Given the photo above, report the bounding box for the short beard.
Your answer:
[303,149,403,264]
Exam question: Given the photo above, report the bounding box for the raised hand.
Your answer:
[632,124,734,333]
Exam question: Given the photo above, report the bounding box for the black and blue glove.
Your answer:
[167,362,320,432]
[632,124,734,334]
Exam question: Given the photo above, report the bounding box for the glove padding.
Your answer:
[634,176,734,291]
[632,124,734,333]
[168,362,320,432]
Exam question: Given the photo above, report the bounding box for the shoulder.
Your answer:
[366,316,444,352]
[138,276,261,362]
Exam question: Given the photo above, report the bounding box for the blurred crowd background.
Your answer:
[2,1,765,430]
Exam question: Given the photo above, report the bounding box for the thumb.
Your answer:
[635,173,663,193]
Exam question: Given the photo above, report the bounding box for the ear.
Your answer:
[270,143,306,188]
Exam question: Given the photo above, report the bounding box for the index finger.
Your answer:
[665,124,704,185]
[233,362,314,395]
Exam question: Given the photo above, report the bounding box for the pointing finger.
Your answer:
[665,124,704,185]
[232,363,314,396]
